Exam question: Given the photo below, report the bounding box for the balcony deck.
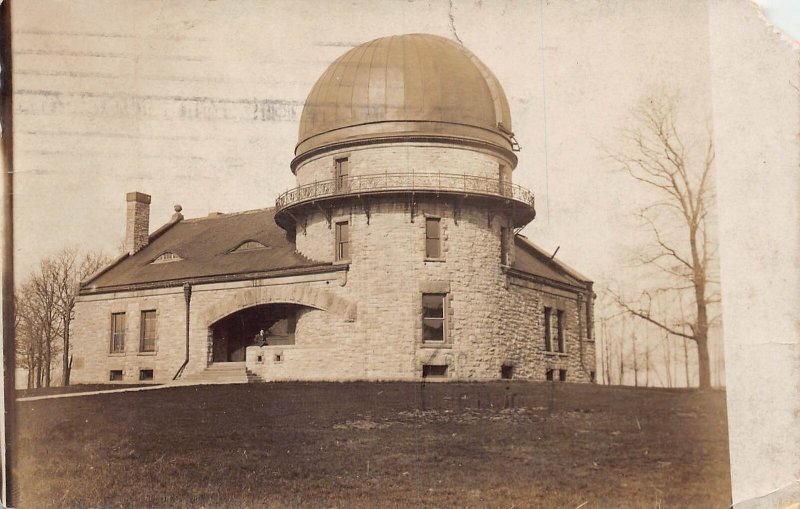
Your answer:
[274,172,536,229]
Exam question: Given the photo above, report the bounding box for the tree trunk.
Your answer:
[695,282,712,390]
[682,338,690,387]
[62,317,71,386]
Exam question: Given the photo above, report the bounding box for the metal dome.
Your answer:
[293,34,516,170]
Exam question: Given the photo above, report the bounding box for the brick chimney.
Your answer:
[125,192,151,255]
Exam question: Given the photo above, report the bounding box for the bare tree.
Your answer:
[607,90,720,390]
[51,248,110,386]
[16,259,63,387]
[15,248,109,387]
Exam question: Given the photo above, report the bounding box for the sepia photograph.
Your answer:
[1,1,798,508]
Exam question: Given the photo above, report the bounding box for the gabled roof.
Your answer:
[82,208,327,293]
[511,235,593,290]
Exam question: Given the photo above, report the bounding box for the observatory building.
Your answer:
[71,34,596,384]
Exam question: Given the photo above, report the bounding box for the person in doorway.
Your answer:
[254,328,269,347]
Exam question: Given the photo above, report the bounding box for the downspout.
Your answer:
[173,283,192,380]
[577,291,590,381]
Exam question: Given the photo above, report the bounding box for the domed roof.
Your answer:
[294,33,515,169]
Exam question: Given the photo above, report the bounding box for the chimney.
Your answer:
[125,192,151,255]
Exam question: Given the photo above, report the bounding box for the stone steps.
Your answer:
[246,369,267,383]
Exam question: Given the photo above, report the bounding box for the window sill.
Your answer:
[420,342,452,349]
[137,351,157,356]
[333,259,351,266]
[544,351,568,357]
[424,258,445,263]
[108,352,126,357]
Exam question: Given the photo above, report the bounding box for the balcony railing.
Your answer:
[275,172,535,212]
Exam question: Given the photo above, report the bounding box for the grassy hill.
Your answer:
[14,382,730,508]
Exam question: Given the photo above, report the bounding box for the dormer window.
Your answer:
[230,240,268,253]
[150,252,182,264]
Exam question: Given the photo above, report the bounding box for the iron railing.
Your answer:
[275,172,535,211]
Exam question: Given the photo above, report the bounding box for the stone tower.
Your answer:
[274,34,540,379]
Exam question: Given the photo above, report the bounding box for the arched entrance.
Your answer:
[209,303,308,362]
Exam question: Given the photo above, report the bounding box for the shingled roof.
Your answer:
[81,208,328,293]
[82,208,590,294]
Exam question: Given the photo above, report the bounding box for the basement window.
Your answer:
[422,364,448,378]
[501,364,514,380]
[109,370,123,381]
[139,369,154,381]
[559,369,567,382]
[274,354,282,362]
[545,368,554,381]
[590,371,596,383]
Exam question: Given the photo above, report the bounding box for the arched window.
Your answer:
[151,252,182,264]
[230,240,268,253]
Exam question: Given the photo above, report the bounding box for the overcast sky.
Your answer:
[11,0,721,292]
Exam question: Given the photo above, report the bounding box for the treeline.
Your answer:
[15,248,109,389]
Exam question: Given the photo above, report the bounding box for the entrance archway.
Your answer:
[209,303,307,362]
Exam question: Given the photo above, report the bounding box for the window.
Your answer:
[499,164,510,196]
[139,369,154,381]
[589,371,596,383]
[151,252,182,264]
[231,240,268,252]
[425,217,441,259]
[422,365,448,378]
[500,227,509,265]
[110,312,126,353]
[335,221,350,261]
[544,307,552,351]
[334,157,349,191]
[546,368,554,381]
[422,293,446,342]
[501,364,514,380]
[544,307,566,354]
[556,310,565,353]
[140,310,157,352]
[559,369,567,382]
[109,370,123,381]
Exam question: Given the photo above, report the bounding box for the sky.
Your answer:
[11,0,718,292]
[756,0,800,39]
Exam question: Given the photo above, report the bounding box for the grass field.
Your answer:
[14,382,730,508]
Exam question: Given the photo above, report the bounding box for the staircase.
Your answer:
[246,368,267,384]
[171,362,249,386]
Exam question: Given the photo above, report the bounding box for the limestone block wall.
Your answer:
[245,308,366,381]
[502,277,595,383]
[71,271,358,384]
[71,288,186,384]
[295,143,515,187]
[294,196,530,381]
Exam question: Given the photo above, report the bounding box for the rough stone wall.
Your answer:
[501,277,595,383]
[71,290,185,384]
[73,146,595,384]
[125,196,150,255]
[295,143,515,187]
[295,194,528,381]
